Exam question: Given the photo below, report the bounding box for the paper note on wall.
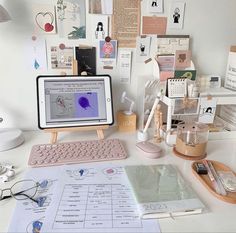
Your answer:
[224,46,236,91]
[156,35,190,55]
[142,16,167,35]
[198,97,217,124]
[27,37,47,71]
[56,0,86,39]
[33,4,57,34]
[98,40,117,68]
[119,50,132,84]
[112,0,140,48]
[136,36,151,63]
[91,15,109,43]
[168,1,186,29]
[148,0,163,13]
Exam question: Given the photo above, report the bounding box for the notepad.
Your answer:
[124,164,205,219]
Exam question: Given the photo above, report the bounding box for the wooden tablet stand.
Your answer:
[44,60,110,144]
[44,125,109,144]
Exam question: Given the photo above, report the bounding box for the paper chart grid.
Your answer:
[52,183,142,229]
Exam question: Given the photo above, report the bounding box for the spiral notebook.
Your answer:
[124,164,205,219]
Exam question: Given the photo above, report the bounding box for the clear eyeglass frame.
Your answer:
[0,179,47,203]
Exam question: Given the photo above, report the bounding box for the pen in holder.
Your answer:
[137,92,162,141]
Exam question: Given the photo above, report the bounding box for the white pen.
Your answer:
[207,161,227,196]
[202,160,221,195]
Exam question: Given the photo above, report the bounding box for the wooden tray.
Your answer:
[192,160,236,204]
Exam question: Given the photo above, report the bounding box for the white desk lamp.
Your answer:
[121,91,134,115]
[0,4,11,22]
[0,5,24,152]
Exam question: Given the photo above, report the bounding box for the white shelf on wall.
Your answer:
[160,87,236,140]
[200,87,236,105]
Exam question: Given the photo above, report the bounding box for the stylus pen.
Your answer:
[202,160,221,195]
[207,161,227,196]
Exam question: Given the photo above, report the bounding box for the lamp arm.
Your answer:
[123,96,135,115]
[128,100,134,114]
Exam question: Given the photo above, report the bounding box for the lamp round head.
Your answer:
[0,5,11,23]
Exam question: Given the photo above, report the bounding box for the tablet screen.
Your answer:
[37,75,113,129]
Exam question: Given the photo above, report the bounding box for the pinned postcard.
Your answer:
[27,36,47,71]
[33,4,56,34]
[119,50,132,84]
[89,0,113,14]
[75,46,96,75]
[225,46,236,91]
[136,36,151,63]
[160,71,174,81]
[174,70,196,81]
[56,0,86,39]
[175,50,191,69]
[112,0,140,48]
[168,1,186,29]
[157,35,190,55]
[148,0,163,13]
[142,16,167,35]
[91,15,108,42]
[198,97,217,123]
[46,42,74,75]
[155,54,175,71]
[99,39,117,68]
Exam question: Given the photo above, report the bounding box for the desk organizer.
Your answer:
[192,160,236,203]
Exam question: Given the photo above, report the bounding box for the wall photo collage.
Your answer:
[30,0,189,85]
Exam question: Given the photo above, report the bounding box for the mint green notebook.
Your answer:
[124,164,205,219]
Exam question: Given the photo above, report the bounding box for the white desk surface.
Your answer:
[1,128,236,232]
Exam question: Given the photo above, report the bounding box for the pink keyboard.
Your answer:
[28,139,127,167]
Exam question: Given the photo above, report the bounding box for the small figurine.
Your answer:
[154,104,163,143]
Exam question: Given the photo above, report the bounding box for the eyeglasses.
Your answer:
[0,179,49,207]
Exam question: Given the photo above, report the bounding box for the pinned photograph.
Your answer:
[91,15,108,42]
[174,70,196,81]
[99,39,117,68]
[136,36,151,63]
[175,50,191,69]
[50,45,74,70]
[89,0,113,14]
[27,36,47,70]
[148,0,163,13]
[56,0,86,39]
[168,1,185,29]
[198,97,217,123]
[33,4,56,34]
[46,42,74,75]
[75,46,96,75]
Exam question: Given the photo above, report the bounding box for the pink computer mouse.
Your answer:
[136,141,162,159]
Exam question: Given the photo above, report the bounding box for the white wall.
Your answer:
[0,0,236,130]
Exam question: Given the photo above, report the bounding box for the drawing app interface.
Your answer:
[44,79,107,125]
